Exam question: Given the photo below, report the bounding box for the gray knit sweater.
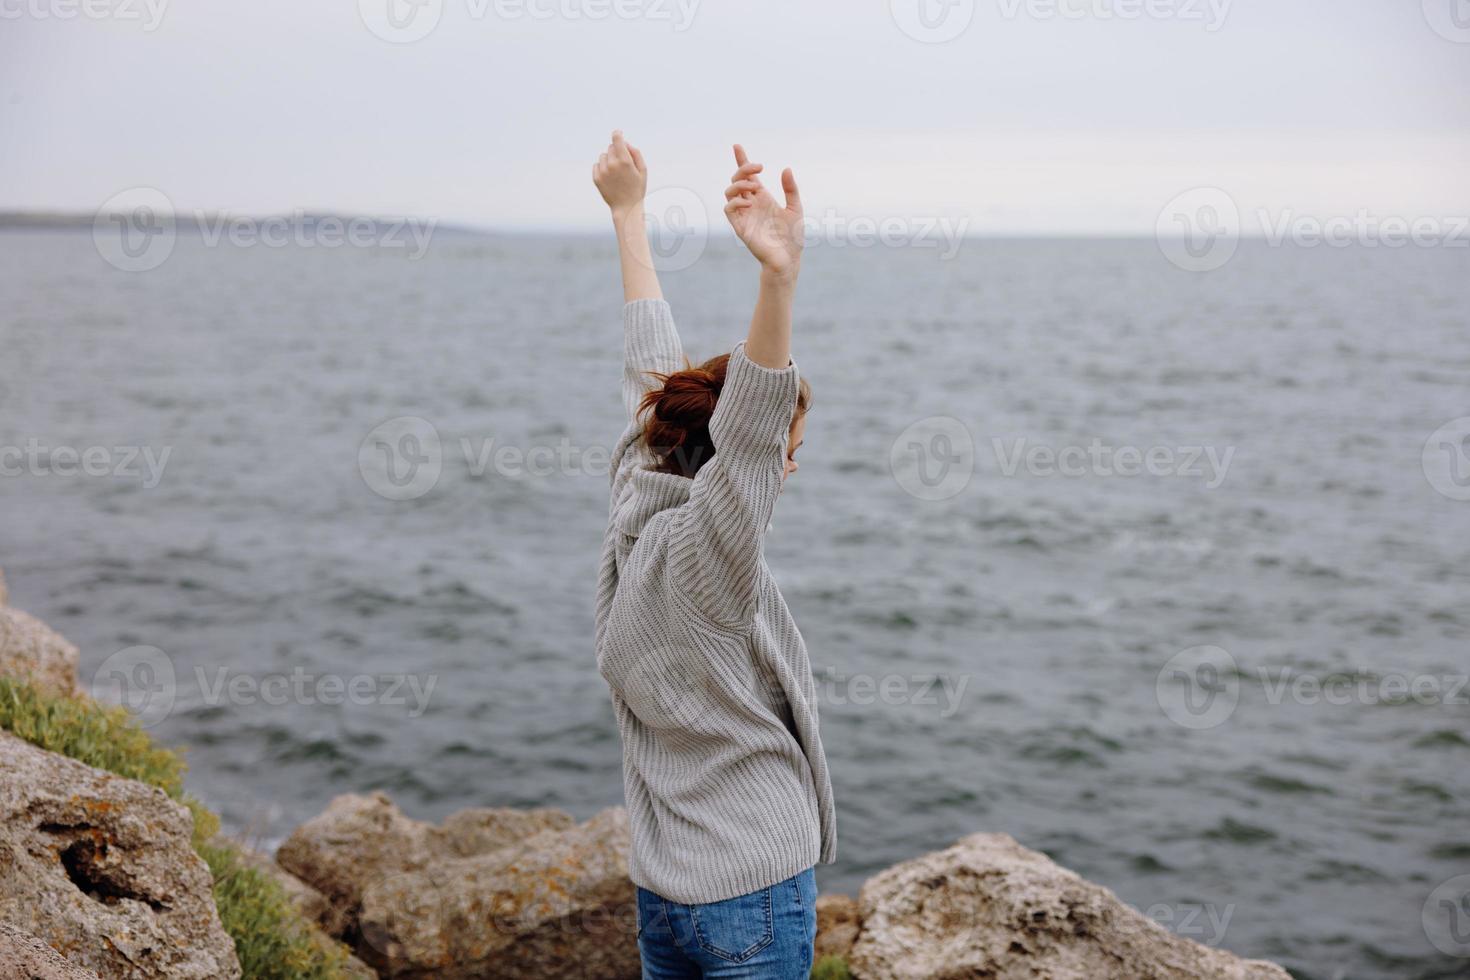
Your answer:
[594,298,838,905]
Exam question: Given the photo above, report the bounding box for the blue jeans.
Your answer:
[636,868,817,979]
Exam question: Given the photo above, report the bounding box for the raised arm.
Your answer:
[594,131,684,425]
[723,143,805,368]
[594,129,662,304]
[667,144,807,628]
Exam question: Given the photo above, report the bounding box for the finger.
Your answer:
[628,144,646,173]
[730,161,764,183]
[724,179,762,200]
[733,144,749,168]
[611,130,633,162]
[599,152,608,169]
[725,197,755,214]
[781,168,801,212]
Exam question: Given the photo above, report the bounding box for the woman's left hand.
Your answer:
[593,130,647,216]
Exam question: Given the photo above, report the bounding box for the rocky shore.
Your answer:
[0,567,1294,979]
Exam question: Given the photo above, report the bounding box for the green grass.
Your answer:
[0,676,356,980]
[812,954,853,979]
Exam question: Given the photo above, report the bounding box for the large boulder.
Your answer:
[0,921,102,979]
[276,791,575,941]
[815,893,862,962]
[356,807,637,979]
[0,731,240,979]
[0,606,80,698]
[849,832,1291,980]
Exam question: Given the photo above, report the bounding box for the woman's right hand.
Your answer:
[723,143,804,279]
[593,130,647,217]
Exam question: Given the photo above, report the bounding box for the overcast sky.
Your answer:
[3,0,1468,234]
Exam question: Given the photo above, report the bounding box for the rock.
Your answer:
[0,731,240,979]
[276,791,575,941]
[357,807,637,979]
[849,832,1292,980]
[436,806,576,858]
[0,567,8,606]
[0,921,101,979]
[815,893,862,962]
[0,607,80,698]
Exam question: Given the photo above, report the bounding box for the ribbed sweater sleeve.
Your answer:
[609,299,685,496]
[669,341,800,629]
[622,299,685,423]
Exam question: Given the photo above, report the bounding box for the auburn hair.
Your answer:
[638,353,812,478]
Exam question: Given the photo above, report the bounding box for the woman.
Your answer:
[592,130,837,979]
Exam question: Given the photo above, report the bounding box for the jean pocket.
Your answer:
[690,886,774,963]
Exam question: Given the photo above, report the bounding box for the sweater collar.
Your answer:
[613,465,692,538]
